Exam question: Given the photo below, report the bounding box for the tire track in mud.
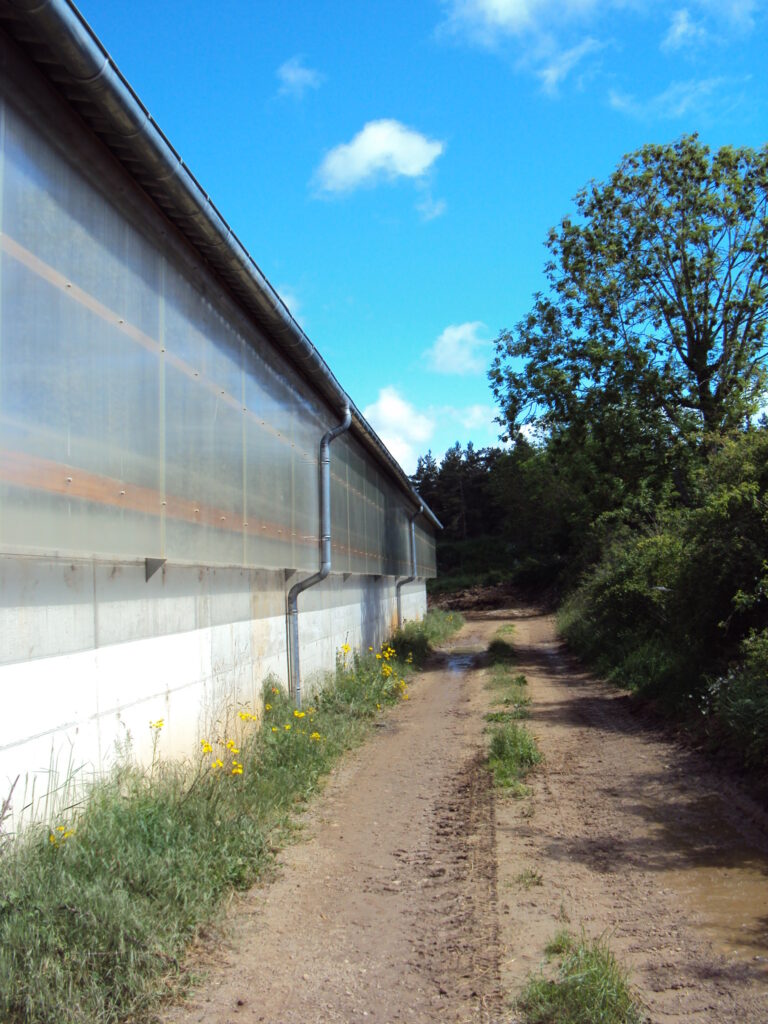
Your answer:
[398,753,502,1021]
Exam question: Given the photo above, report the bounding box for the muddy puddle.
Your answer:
[660,795,768,965]
[668,859,768,963]
[443,652,478,673]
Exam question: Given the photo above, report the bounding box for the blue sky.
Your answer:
[77,0,767,472]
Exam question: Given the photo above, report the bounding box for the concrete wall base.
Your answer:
[0,555,426,828]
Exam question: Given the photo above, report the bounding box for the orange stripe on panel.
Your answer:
[0,449,316,548]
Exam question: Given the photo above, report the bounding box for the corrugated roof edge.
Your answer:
[0,0,442,530]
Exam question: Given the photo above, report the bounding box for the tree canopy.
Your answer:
[418,136,768,775]
[490,136,768,446]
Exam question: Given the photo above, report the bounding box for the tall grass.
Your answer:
[518,931,644,1024]
[0,611,462,1024]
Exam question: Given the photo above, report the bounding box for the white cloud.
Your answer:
[455,403,499,432]
[424,322,491,375]
[440,1,608,94]
[277,56,324,98]
[363,387,435,473]
[416,193,448,221]
[440,1,757,97]
[661,9,707,51]
[697,0,757,29]
[443,0,757,45]
[315,120,445,194]
[609,76,730,118]
[428,402,508,450]
[538,37,602,93]
[441,0,601,44]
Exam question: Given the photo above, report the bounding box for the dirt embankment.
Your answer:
[164,608,768,1024]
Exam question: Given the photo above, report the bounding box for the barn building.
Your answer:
[0,0,438,822]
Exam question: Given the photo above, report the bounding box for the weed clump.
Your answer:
[485,628,531,720]
[519,931,644,1024]
[488,721,542,792]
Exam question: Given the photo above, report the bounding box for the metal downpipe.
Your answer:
[287,404,351,709]
[396,505,423,628]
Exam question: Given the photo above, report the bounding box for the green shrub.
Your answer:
[708,629,768,768]
[558,431,768,771]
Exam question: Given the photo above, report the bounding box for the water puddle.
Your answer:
[660,794,768,965]
[668,860,768,963]
[444,652,478,674]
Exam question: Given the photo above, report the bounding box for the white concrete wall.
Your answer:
[0,555,426,828]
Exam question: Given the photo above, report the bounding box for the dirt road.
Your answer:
[164,607,768,1023]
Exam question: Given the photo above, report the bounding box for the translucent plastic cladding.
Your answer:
[0,87,437,577]
[415,521,437,579]
[330,436,414,578]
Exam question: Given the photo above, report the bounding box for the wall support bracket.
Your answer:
[145,557,166,582]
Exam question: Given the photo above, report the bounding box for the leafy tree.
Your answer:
[490,136,768,447]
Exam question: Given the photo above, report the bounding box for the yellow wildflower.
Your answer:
[376,653,382,660]
[149,718,164,730]
[284,723,292,731]
[225,740,240,754]
[265,703,272,711]
[200,740,213,754]
[49,825,75,846]
[271,726,278,733]
[293,709,305,718]
[231,761,243,775]
[310,732,321,741]
[211,759,224,769]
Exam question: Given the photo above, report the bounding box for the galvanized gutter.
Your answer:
[0,0,441,530]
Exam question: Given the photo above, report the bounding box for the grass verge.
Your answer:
[0,610,462,1024]
[518,930,644,1024]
